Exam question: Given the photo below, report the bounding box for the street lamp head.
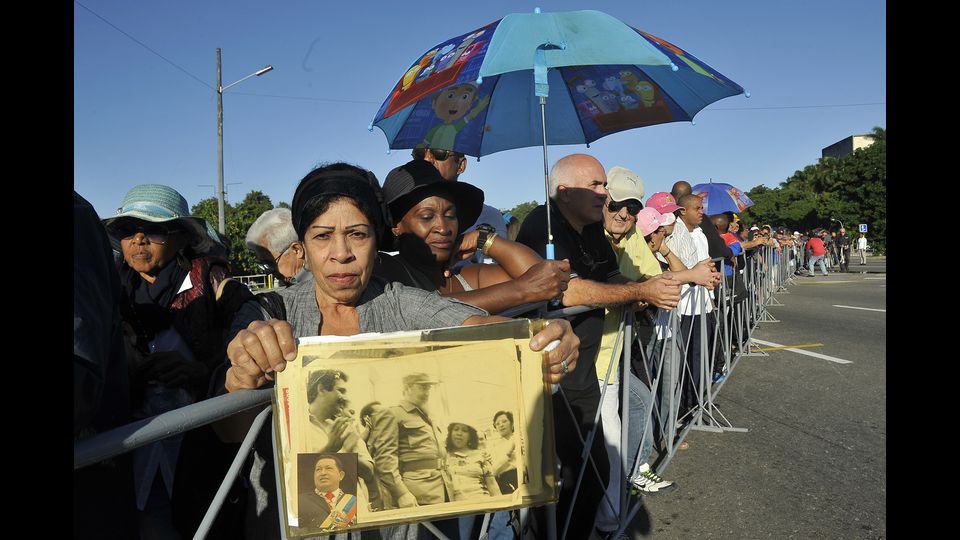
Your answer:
[255,65,274,76]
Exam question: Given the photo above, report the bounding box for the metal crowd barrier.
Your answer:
[74,243,797,540]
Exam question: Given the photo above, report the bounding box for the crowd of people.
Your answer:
[75,143,826,540]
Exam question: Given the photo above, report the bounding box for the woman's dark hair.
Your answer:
[446,422,479,451]
[291,162,389,245]
[493,410,513,426]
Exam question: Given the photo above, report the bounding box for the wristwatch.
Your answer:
[475,223,497,255]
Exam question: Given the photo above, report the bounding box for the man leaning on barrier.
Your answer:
[515,153,683,539]
[593,167,717,533]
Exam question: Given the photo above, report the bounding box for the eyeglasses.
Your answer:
[429,148,464,162]
[606,199,642,216]
[110,221,183,245]
[256,244,291,275]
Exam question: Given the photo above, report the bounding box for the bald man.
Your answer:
[672,180,733,262]
[516,154,682,538]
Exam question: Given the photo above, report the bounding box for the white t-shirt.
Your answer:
[680,226,713,315]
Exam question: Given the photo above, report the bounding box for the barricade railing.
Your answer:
[73,388,273,470]
[75,247,793,540]
[236,273,275,291]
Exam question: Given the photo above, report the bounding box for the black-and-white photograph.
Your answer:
[275,322,558,535]
[302,344,521,515]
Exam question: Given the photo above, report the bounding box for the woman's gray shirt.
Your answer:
[273,275,487,336]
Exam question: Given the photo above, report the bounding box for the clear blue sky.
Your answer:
[74,0,886,219]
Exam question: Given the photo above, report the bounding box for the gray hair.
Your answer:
[245,208,297,253]
[548,159,572,198]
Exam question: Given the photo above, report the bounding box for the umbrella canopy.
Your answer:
[371,9,746,156]
[692,181,754,215]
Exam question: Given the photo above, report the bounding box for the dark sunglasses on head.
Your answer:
[606,199,643,216]
[109,220,184,245]
[429,148,464,162]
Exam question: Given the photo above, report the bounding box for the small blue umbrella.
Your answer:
[371,8,748,256]
[692,180,755,215]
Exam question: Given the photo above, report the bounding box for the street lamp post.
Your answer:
[216,48,273,234]
[830,217,844,230]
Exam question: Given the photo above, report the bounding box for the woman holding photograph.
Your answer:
[224,162,579,540]
[225,162,578,390]
[444,422,502,500]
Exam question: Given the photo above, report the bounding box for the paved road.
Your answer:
[626,261,886,539]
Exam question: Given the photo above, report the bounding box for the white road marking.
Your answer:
[833,305,885,313]
[864,277,886,280]
[750,338,853,364]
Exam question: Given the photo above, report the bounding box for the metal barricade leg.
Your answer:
[194,405,272,540]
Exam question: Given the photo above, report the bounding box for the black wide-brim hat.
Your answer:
[382,159,484,232]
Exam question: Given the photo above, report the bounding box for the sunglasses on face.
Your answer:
[110,221,184,245]
[606,199,642,216]
[256,244,291,275]
[429,148,464,162]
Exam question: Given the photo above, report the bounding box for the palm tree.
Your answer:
[865,126,885,143]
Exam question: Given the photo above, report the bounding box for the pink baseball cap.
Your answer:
[636,207,667,236]
[645,192,682,214]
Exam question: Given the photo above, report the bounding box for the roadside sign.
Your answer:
[859,223,867,232]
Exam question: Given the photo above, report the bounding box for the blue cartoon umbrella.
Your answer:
[692,180,755,215]
[371,8,747,256]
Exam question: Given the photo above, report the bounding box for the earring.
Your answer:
[302,260,309,271]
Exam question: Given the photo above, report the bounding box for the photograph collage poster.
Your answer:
[273,319,558,537]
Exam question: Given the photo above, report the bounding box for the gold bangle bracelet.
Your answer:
[482,233,496,252]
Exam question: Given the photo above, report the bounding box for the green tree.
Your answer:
[228,191,275,273]
[191,197,222,230]
[741,129,885,252]
[191,191,275,274]
[503,200,540,225]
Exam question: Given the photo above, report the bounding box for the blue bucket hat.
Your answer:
[102,184,222,253]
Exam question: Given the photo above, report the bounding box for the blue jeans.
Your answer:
[624,373,655,475]
[486,511,515,540]
[808,255,827,275]
[596,373,654,530]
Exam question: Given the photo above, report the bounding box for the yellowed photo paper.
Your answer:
[272,319,557,537]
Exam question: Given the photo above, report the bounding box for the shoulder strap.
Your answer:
[453,272,473,291]
[256,291,287,320]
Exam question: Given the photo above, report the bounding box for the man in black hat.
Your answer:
[367,372,449,508]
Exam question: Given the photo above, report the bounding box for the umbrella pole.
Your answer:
[540,95,555,260]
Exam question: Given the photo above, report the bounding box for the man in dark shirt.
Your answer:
[516,154,681,539]
[836,228,853,272]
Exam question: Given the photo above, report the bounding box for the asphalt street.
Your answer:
[627,258,887,539]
